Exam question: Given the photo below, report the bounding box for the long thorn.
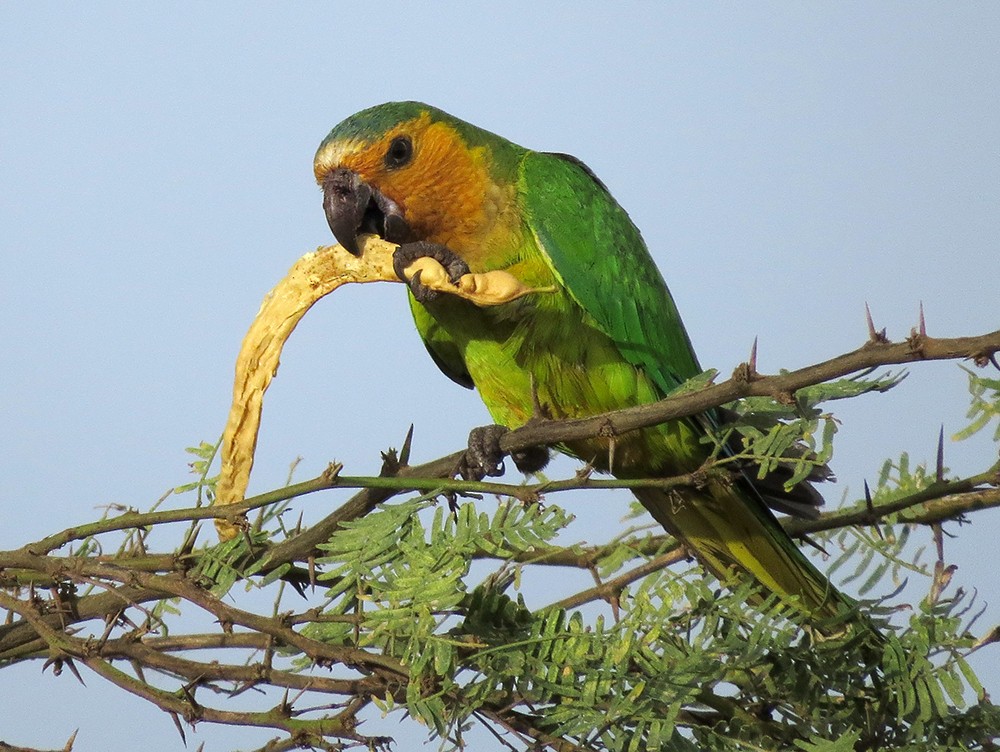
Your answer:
[936,425,945,483]
[64,658,86,687]
[178,522,200,557]
[748,337,758,375]
[399,424,414,467]
[168,711,187,746]
[919,301,927,338]
[62,730,78,752]
[863,480,884,540]
[865,303,888,343]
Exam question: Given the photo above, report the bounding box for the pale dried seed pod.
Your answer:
[215,237,552,539]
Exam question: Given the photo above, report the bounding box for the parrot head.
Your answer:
[314,102,520,258]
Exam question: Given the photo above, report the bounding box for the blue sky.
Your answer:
[1,4,998,750]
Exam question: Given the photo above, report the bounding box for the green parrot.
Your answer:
[314,101,852,625]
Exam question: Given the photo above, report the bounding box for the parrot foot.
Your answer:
[458,424,551,481]
[393,241,470,303]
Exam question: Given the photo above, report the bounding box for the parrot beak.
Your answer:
[321,168,411,255]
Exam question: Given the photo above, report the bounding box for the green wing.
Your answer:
[408,292,474,389]
[522,151,829,520]
[520,151,702,398]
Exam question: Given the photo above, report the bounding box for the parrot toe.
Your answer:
[393,241,470,302]
[458,424,510,480]
[458,424,551,480]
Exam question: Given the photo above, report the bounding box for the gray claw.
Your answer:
[393,241,470,303]
[459,424,509,481]
[458,425,551,481]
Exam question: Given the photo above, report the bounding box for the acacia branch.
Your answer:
[498,328,1000,454]
[94,638,372,695]
[2,326,998,751]
[6,328,996,581]
[258,327,1000,571]
[531,462,1000,612]
[81,654,366,742]
[4,468,993,665]
[24,474,349,556]
[0,552,410,679]
[788,465,1000,536]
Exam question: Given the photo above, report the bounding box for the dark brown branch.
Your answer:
[787,465,1000,537]
[256,451,463,572]
[499,329,1000,455]
[0,732,76,752]
[2,459,993,663]
[0,583,166,660]
[0,552,410,679]
[240,327,1000,575]
[81,654,364,741]
[533,465,1000,612]
[94,638,373,695]
[547,548,687,611]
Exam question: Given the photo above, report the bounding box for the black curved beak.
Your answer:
[321,168,412,256]
[322,168,371,255]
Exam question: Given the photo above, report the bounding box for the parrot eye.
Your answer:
[384,136,413,169]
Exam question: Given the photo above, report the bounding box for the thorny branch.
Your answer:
[499,327,1000,456]
[1,326,999,750]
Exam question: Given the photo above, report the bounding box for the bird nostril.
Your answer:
[323,168,356,195]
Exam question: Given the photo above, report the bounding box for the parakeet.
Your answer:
[314,101,852,625]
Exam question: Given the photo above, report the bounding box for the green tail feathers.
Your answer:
[633,481,854,629]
